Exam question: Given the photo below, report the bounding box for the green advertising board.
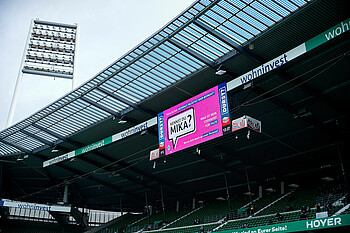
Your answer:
[219,214,350,233]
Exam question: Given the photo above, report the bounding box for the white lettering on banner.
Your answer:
[246,116,261,133]
[43,151,75,167]
[1,199,71,212]
[167,108,195,148]
[81,140,105,153]
[272,226,287,232]
[149,148,159,161]
[112,117,157,142]
[306,217,341,228]
[120,122,148,138]
[227,44,306,92]
[219,87,228,114]
[325,21,350,40]
[158,115,164,140]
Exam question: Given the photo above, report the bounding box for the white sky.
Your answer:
[0,0,194,131]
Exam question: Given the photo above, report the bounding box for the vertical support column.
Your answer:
[176,201,180,212]
[224,172,232,211]
[120,196,124,227]
[192,198,196,210]
[337,141,349,195]
[145,190,150,226]
[281,181,285,195]
[245,167,253,204]
[259,185,263,198]
[6,19,34,127]
[160,186,166,222]
[63,183,69,204]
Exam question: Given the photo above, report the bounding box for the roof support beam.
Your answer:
[253,86,338,138]
[20,129,55,147]
[32,124,167,192]
[80,96,121,118]
[18,153,144,203]
[96,86,157,117]
[31,124,62,140]
[81,96,138,125]
[32,125,179,193]
[1,131,141,201]
[167,38,215,68]
[193,20,264,64]
[0,139,32,154]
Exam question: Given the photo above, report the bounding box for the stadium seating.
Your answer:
[147,223,220,233]
[256,186,317,216]
[164,197,249,229]
[96,213,145,233]
[94,185,347,233]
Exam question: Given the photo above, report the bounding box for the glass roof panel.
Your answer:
[252,1,282,22]
[0,0,312,156]
[260,0,290,17]
[244,5,274,26]
[239,9,268,31]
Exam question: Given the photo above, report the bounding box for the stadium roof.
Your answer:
[0,0,311,157]
[0,0,349,212]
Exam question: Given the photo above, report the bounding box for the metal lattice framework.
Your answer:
[0,0,311,156]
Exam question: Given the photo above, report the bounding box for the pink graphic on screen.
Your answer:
[163,86,223,155]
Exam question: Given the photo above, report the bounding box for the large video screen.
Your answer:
[158,83,230,156]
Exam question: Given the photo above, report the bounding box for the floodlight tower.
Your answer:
[6,19,79,127]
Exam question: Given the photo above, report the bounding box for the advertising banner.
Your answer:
[232,115,261,133]
[217,214,350,233]
[227,18,350,92]
[0,199,71,213]
[158,83,230,156]
[232,116,247,132]
[149,148,160,161]
[43,117,157,167]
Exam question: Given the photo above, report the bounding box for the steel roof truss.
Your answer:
[167,38,214,68]
[96,87,156,117]
[20,129,55,147]
[0,139,32,154]
[80,96,119,119]
[193,19,263,64]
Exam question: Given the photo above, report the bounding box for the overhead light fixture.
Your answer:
[321,176,334,182]
[248,44,254,50]
[118,116,127,124]
[70,157,76,162]
[17,155,29,161]
[288,184,299,188]
[153,161,156,169]
[247,130,250,139]
[243,82,253,89]
[215,64,226,76]
[244,192,254,196]
[51,145,59,153]
[265,188,275,192]
[109,171,119,177]
[196,147,201,155]
[140,130,148,136]
[215,69,226,76]
[216,197,226,201]
[293,108,312,118]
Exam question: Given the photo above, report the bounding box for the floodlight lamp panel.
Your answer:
[215,70,226,76]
